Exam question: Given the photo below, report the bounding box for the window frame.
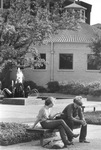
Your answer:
[0,0,10,9]
[59,53,73,70]
[34,53,46,70]
[87,54,100,71]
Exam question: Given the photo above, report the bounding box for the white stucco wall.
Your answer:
[53,43,101,84]
[10,42,101,87]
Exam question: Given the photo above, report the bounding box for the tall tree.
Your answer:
[0,0,80,71]
[0,0,53,70]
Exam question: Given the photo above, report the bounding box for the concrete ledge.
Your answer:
[25,96,38,105]
[87,95,101,102]
[2,98,25,105]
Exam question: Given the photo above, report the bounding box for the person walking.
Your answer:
[32,97,79,148]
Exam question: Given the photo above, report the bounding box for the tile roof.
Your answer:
[64,2,87,10]
[92,23,101,29]
[45,23,101,44]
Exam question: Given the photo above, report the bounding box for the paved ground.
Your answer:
[0,125,101,150]
[1,96,101,123]
[0,96,101,150]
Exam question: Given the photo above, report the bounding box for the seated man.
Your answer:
[61,96,90,143]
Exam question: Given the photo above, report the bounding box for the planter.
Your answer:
[87,95,101,102]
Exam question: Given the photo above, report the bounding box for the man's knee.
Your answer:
[58,119,66,125]
[63,119,73,127]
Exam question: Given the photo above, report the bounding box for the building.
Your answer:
[63,0,92,25]
[2,0,100,87]
[10,1,99,87]
[0,0,10,9]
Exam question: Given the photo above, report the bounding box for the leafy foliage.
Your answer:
[0,122,54,146]
[46,80,101,96]
[47,81,60,93]
[0,0,81,72]
[84,111,101,125]
[89,34,101,69]
[59,81,88,95]
[23,80,37,90]
[88,88,101,97]
[0,0,53,71]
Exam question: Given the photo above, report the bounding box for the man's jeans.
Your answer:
[63,118,87,142]
[40,119,74,145]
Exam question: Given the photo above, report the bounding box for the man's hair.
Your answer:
[45,97,55,106]
[73,96,83,106]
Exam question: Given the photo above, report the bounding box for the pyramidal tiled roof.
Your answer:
[64,2,86,10]
[45,23,101,44]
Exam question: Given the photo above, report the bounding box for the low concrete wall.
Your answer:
[2,98,25,105]
[87,95,101,102]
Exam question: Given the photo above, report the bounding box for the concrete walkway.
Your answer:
[0,125,101,150]
[0,96,101,150]
[0,96,101,123]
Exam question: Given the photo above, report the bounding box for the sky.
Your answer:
[82,0,101,25]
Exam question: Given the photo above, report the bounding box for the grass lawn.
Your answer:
[84,111,101,125]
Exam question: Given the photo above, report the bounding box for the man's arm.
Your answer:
[78,107,87,126]
[65,104,84,124]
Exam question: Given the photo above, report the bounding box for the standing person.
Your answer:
[32,97,79,148]
[61,96,90,143]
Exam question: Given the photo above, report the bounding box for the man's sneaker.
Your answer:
[79,140,90,143]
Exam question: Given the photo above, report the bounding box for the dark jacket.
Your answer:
[62,103,84,123]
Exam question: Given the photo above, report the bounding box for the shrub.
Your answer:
[59,81,86,95]
[37,86,48,93]
[59,82,74,94]
[47,81,60,93]
[0,122,54,146]
[88,88,101,96]
[70,82,85,95]
[87,81,101,89]
[23,81,37,90]
[59,81,101,96]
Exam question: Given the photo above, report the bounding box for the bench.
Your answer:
[26,125,80,147]
[26,128,57,146]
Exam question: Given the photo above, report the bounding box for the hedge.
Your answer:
[0,122,54,146]
[47,81,101,96]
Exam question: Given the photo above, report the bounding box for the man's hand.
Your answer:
[52,112,63,119]
[80,120,87,126]
[31,125,35,128]
[56,112,63,116]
